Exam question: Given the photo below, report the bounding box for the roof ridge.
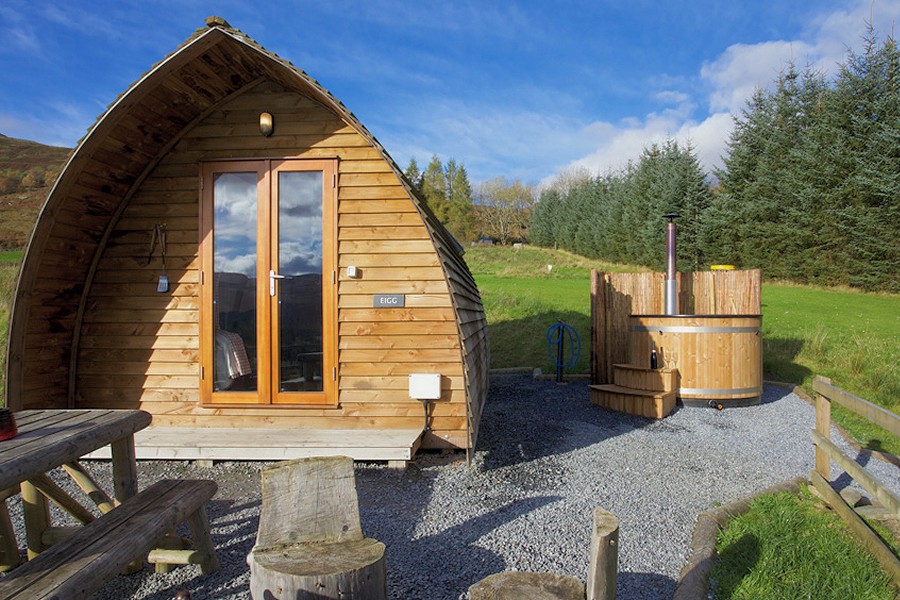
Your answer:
[204,16,231,29]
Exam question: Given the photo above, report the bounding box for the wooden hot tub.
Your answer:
[628,314,763,407]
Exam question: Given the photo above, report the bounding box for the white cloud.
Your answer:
[0,108,83,148]
[682,112,735,174]
[655,90,691,105]
[701,41,816,113]
[381,101,597,184]
[553,0,900,184]
[540,92,734,182]
[7,25,41,54]
[40,5,120,40]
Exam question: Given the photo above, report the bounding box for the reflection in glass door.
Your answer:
[274,170,324,394]
[200,160,336,406]
[212,171,258,394]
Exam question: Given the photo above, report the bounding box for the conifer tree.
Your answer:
[404,158,422,190]
[420,155,448,221]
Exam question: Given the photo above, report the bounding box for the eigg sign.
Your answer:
[373,294,405,308]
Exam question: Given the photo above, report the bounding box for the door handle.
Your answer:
[269,269,286,296]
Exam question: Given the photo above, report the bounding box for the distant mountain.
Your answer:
[0,135,71,250]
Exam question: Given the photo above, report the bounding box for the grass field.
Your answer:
[467,245,642,375]
[710,485,895,599]
[467,245,900,454]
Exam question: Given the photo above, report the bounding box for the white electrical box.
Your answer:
[409,373,441,400]
[346,265,358,278]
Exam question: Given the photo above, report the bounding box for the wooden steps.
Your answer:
[590,364,676,419]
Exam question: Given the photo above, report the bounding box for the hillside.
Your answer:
[0,134,71,249]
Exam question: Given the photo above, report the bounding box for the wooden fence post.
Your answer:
[814,375,832,481]
[809,375,900,587]
[587,507,619,600]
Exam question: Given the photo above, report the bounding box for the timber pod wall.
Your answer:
[6,17,489,452]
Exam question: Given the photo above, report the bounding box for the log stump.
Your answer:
[248,456,387,600]
[248,538,386,600]
[468,572,586,600]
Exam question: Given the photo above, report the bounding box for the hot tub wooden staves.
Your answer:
[5,17,489,460]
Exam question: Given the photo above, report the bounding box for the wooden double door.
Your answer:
[199,159,337,406]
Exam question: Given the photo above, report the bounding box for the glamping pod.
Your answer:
[6,17,489,461]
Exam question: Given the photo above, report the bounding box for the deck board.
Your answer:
[84,427,423,461]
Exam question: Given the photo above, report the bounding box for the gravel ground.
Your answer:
[4,375,898,599]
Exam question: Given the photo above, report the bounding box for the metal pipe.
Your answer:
[556,320,565,383]
[663,213,680,315]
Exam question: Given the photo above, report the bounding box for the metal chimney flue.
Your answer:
[663,213,681,315]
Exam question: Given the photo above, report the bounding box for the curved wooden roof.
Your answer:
[7,17,487,434]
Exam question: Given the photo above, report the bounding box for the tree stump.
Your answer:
[248,538,386,600]
[468,572,586,600]
[247,456,387,600]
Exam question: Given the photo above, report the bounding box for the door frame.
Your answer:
[198,158,338,407]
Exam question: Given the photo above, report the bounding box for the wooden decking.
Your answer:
[85,427,424,462]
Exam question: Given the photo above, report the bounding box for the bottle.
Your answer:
[650,343,658,370]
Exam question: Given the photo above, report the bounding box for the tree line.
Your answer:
[531,26,899,292]
[531,142,712,273]
[0,165,59,195]
[405,156,536,245]
[712,26,898,292]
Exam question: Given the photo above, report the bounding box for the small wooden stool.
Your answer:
[469,571,585,599]
[247,456,387,600]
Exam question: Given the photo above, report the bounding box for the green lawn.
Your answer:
[467,245,900,453]
[0,250,23,263]
[711,486,895,600]
[478,274,593,374]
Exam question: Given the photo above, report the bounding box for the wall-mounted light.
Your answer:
[259,112,274,137]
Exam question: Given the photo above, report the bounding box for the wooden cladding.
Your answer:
[590,269,761,385]
[10,25,488,450]
[66,81,469,441]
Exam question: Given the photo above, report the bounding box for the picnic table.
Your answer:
[0,408,151,569]
[0,409,219,600]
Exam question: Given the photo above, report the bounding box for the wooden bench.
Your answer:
[0,478,219,600]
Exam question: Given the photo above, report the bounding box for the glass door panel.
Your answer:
[200,159,336,407]
[275,171,324,392]
[212,172,258,393]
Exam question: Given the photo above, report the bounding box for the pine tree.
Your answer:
[445,159,475,242]
[832,27,900,290]
[420,155,449,222]
[713,26,900,291]
[531,188,560,247]
[404,158,422,190]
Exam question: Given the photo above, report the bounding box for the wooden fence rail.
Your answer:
[811,375,900,585]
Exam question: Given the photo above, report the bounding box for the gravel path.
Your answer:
[4,375,898,599]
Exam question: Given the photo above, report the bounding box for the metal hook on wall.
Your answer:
[147,223,168,292]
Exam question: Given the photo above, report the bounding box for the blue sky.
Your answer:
[2,0,899,185]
